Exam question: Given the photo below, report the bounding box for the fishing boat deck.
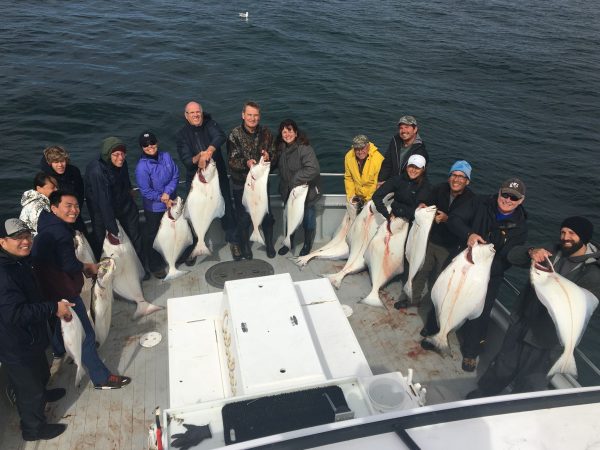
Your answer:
[0,233,502,450]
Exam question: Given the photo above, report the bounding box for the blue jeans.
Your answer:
[302,205,316,231]
[52,296,111,385]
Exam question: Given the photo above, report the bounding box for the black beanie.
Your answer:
[561,216,593,244]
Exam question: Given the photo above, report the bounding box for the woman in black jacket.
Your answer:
[274,119,321,256]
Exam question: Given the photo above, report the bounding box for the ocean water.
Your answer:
[1,1,599,369]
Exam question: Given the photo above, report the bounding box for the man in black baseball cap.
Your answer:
[0,218,73,441]
[468,215,599,398]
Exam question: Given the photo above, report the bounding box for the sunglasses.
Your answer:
[500,192,521,201]
[143,141,157,147]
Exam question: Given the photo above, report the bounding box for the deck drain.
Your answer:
[205,259,274,289]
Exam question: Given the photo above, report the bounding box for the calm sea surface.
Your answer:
[1,1,600,368]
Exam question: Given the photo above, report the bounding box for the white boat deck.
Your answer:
[0,235,494,449]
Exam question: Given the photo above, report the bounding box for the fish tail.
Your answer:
[424,334,450,355]
[359,291,385,308]
[282,236,291,248]
[403,280,413,299]
[132,302,164,320]
[190,241,211,257]
[325,272,344,289]
[163,268,189,282]
[249,228,265,245]
[293,255,312,268]
[75,365,84,387]
[547,351,577,378]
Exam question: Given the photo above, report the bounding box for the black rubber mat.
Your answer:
[222,386,348,445]
[205,259,274,289]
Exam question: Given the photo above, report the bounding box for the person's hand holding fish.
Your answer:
[56,299,75,319]
[467,232,486,248]
[528,247,552,263]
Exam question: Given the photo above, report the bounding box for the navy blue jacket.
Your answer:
[135,151,179,213]
[372,172,432,221]
[32,210,84,301]
[85,157,134,236]
[176,113,227,186]
[0,249,56,364]
[39,156,85,207]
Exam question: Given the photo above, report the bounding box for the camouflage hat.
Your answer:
[398,115,418,127]
[0,218,32,238]
[352,135,369,149]
[500,178,526,199]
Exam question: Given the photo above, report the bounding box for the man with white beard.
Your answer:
[467,216,600,398]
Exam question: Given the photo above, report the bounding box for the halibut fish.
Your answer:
[361,217,409,307]
[153,197,193,281]
[74,231,96,313]
[294,201,358,268]
[91,257,116,347]
[60,301,85,386]
[184,161,225,258]
[531,260,599,378]
[326,201,384,289]
[282,184,309,249]
[242,156,270,245]
[424,243,495,354]
[404,206,437,300]
[102,222,163,320]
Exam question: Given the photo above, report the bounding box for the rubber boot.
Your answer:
[278,233,294,256]
[299,229,316,257]
[240,228,253,260]
[262,216,276,259]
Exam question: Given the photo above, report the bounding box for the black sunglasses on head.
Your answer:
[500,192,521,201]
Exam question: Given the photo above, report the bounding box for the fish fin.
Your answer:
[132,302,164,320]
[282,236,291,249]
[249,228,265,245]
[424,334,451,356]
[291,255,310,268]
[547,352,577,378]
[163,268,189,282]
[359,292,385,308]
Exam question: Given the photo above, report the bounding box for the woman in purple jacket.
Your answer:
[135,131,179,278]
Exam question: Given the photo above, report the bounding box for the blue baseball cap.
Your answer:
[449,160,472,180]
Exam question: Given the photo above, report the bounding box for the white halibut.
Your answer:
[102,221,163,320]
[326,201,384,289]
[184,161,225,258]
[361,217,410,307]
[60,301,85,386]
[294,201,358,268]
[242,157,270,245]
[282,184,309,249]
[153,197,193,281]
[531,260,599,378]
[91,257,116,347]
[404,205,437,299]
[74,231,96,314]
[424,243,495,354]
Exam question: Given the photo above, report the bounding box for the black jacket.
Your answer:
[176,114,227,186]
[448,193,528,278]
[426,182,475,250]
[275,141,321,207]
[378,135,429,182]
[508,242,600,349]
[84,158,134,236]
[372,172,431,221]
[0,249,56,364]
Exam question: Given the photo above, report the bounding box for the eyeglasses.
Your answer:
[142,142,157,147]
[500,192,521,201]
[449,173,468,180]
[8,233,33,241]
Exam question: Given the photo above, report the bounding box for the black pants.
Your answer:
[232,186,274,240]
[4,351,50,438]
[89,199,143,263]
[477,321,556,395]
[460,276,503,358]
[143,210,165,272]
[185,150,238,244]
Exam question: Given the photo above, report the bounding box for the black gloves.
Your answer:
[171,424,212,450]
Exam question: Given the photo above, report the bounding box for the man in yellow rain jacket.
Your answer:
[344,135,384,207]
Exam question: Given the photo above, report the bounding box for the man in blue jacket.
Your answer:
[0,218,72,441]
[176,101,240,261]
[84,137,144,267]
[33,191,131,390]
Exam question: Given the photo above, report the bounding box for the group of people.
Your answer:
[1,103,598,442]
[343,114,599,397]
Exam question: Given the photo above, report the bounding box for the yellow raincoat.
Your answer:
[344,142,384,201]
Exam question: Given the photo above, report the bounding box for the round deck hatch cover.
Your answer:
[139,331,162,348]
[205,259,274,289]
